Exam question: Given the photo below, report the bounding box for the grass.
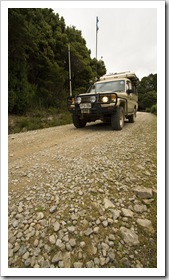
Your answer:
[8,107,72,134]
[35,205,46,212]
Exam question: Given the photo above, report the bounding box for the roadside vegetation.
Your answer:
[8,108,72,134]
[138,73,157,115]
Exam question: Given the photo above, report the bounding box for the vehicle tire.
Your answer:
[128,108,136,123]
[72,114,87,128]
[111,106,124,130]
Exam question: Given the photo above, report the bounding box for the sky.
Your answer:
[54,7,157,80]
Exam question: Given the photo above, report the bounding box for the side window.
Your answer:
[128,81,132,89]
[126,81,132,91]
[132,84,138,95]
[126,82,129,91]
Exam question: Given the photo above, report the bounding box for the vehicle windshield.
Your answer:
[89,80,125,93]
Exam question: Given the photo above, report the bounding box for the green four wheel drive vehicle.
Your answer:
[67,71,139,130]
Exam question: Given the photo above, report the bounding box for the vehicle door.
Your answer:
[126,81,137,113]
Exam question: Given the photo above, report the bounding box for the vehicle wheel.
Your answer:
[72,114,87,128]
[111,106,124,130]
[128,108,136,123]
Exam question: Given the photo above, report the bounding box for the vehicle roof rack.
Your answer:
[99,71,139,86]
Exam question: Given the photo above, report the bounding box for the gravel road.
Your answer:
[8,112,157,268]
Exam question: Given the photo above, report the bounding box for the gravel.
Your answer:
[8,112,157,268]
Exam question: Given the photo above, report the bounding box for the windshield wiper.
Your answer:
[96,90,114,94]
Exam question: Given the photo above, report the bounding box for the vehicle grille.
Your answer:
[80,96,93,103]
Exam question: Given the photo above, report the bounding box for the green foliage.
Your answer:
[138,73,157,94]
[150,104,157,115]
[138,74,157,112]
[8,60,36,113]
[145,107,151,113]
[8,108,72,134]
[8,8,106,114]
[90,58,107,80]
[139,90,157,111]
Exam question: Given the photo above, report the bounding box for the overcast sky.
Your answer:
[54,8,157,80]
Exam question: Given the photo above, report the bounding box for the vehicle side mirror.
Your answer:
[126,89,133,95]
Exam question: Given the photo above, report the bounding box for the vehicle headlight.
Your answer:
[75,97,82,104]
[90,96,96,103]
[102,96,109,103]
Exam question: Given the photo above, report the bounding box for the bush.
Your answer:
[145,108,151,113]
[150,104,157,115]
[8,108,72,134]
[138,90,157,111]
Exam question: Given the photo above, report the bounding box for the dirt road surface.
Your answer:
[8,112,157,269]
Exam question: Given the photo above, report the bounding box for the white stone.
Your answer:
[74,262,83,268]
[34,239,39,247]
[36,212,44,220]
[63,252,71,268]
[67,226,75,233]
[137,218,154,233]
[111,209,121,220]
[104,198,115,209]
[52,251,63,264]
[69,238,76,247]
[49,205,57,213]
[134,204,147,213]
[93,227,99,233]
[22,251,30,260]
[18,205,23,213]
[53,221,60,232]
[120,226,139,246]
[49,235,56,244]
[121,208,134,218]
[84,228,93,236]
[80,241,86,248]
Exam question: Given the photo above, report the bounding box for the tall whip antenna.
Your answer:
[68,43,72,96]
[96,16,99,79]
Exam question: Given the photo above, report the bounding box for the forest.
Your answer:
[8,8,106,114]
[8,8,157,132]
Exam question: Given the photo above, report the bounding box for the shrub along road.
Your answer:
[8,112,157,268]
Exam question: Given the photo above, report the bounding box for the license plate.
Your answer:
[81,109,90,114]
[80,103,91,109]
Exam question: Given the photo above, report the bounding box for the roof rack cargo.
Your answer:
[99,71,139,86]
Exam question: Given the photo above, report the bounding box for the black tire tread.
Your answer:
[111,106,124,130]
[72,114,86,128]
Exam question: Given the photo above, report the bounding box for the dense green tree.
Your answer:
[8,8,107,114]
[139,90,157,111]
[90,58,107,80]
[8,9,36,113]
[138,73,157,94]
[138,74,157,111]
